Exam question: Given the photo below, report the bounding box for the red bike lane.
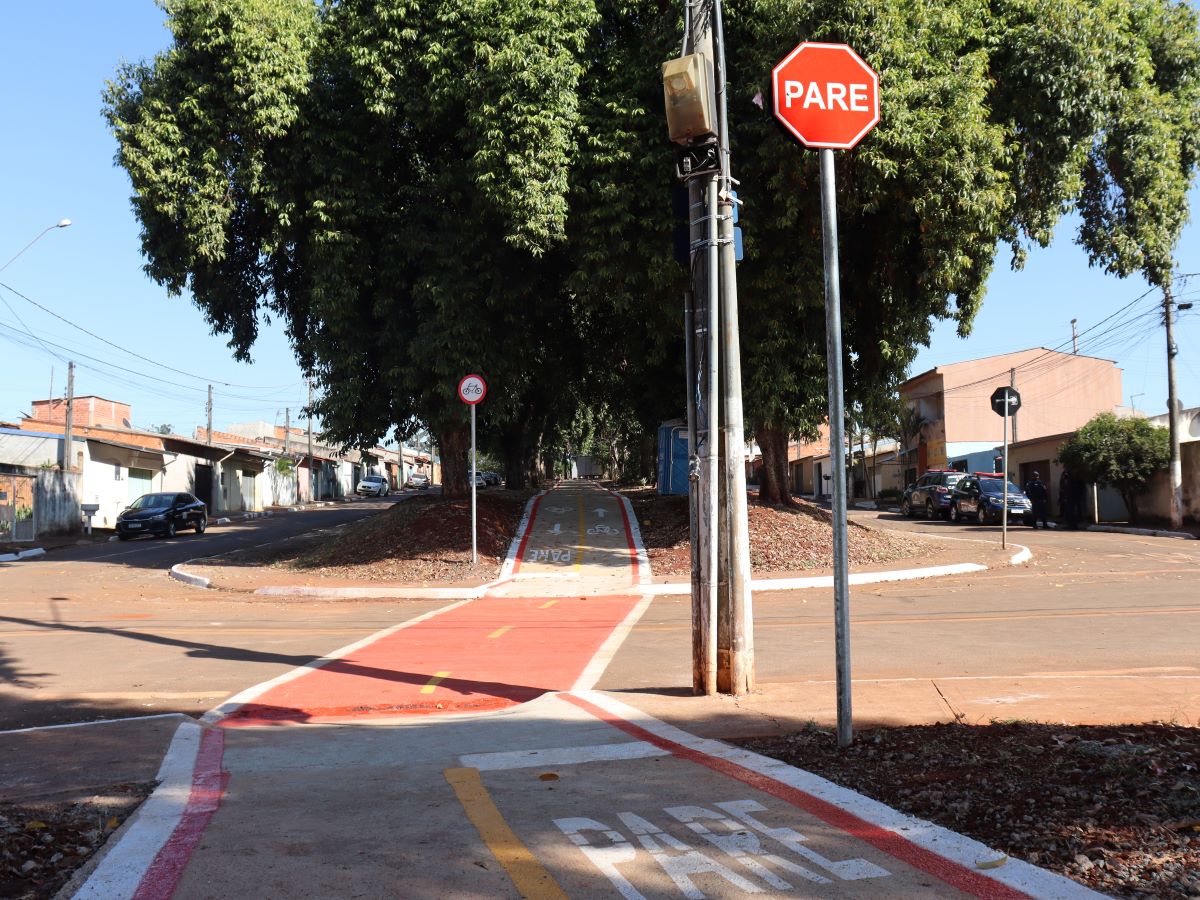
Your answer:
[221,484,643,727]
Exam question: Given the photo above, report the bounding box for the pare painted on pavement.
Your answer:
[556,799,889,898]
[527,548,573,564]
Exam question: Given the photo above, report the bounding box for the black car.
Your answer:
[116,492,208,540]
[901,469,967,519]
[950,474,1034,525]
[481,471,502,486]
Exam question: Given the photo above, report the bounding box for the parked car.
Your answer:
[356,473,389,497]
[901,469,967,519]
[471,471,487,487]
[406,472,431,489]
[950,474,1034,525]
[482,471,502,486]
[116,492,207,540]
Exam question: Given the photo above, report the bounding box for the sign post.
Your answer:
[990,386,1022,550]
[457,374,487,564]
[773,41,879,749]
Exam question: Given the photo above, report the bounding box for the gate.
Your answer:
[0,475,37,542]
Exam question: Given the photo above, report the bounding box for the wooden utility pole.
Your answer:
[61,362,75,471]
[1164,287,1184,530]
[307,381,315,500]
[206,385,213,445]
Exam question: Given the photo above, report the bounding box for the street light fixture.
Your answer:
[0,219,72,274]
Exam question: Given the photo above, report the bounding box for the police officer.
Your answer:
[1025,470,1049,528]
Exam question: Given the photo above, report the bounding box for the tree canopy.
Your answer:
[103,0,1200,497]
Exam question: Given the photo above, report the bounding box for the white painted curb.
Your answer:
[641,562,988,596]
[70,720,204,900]
[169,562,211,589]
[0,547,46,562]
[1087,524,1196,540]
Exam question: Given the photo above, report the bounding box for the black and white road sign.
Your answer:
[990,386,1021,417]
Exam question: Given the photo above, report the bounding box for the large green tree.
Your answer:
[1056,412,1170,522]
[104,0,595,496]
[727,0,1200,502]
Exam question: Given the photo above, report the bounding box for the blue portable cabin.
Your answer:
[657,420,689,495]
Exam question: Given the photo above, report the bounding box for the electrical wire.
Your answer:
[0,279,305,390]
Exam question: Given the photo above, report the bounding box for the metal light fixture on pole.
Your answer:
[457,374,487,564]
[0,219,71,275]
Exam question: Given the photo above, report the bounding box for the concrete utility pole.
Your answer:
[284,408,291,457]
[61,361,74,471]
[1071,318,1079,354]
[307,381,315,501]
[1163,286,1184,530]
[206,385,213,444]
[712,0,754,694]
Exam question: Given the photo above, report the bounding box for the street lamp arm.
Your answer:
[0,219,72,275]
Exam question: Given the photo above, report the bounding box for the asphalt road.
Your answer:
[602,509,1200,734]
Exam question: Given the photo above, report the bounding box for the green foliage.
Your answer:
[274,456,295,476]
[101,0,1200,492]
[1056,412,1170,520]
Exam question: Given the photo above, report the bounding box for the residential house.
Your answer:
[899,349,1123,477]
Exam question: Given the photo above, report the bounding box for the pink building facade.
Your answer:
[900,349,1123,477]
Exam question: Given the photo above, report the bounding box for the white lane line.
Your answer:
[500,486,555,582]
[572,592,656,693]
[200,597,477,724]
[572,691,1102,900]
[70,720,203,900]
[461,740,669,771]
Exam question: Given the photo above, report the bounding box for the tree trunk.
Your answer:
[437,422,470,499]
[640,430,657,485]
[1122,489,1139,524]
[501,424,527,490]
[755,424,797,507]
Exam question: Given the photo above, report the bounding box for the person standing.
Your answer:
[1059,468,1078,530]
[1025,470,1049,528]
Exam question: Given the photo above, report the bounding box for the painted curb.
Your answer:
[0,547,46,562]
[1087,524,1196,540]
[169,562,211,589]
[641,562,989,596]
[68,719,204,900]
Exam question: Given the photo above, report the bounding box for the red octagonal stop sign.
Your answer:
[772,42,879,150]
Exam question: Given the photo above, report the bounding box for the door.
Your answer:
[128,468,153,503]
[241,470,256,511]
[194,464,213,508]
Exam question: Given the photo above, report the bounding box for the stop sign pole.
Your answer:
[773,42,879,748]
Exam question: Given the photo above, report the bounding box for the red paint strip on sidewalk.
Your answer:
[510,489,551,575]
[132,728,228,900]
[611,491,639,585]
[562,693,1031,900]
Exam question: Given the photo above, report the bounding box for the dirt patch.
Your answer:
[1,784,153,899]
[621,488,937,577]
[197,491,534,586]
[736,723,1200,898]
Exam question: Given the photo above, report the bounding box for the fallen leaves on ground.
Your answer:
[737,722,1200,898]
[0,784,153,899]
[220,491,534,584]
[621,488,935,576]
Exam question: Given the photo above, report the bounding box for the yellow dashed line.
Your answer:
[420,671,451,694]
[444,768,568,900]
[539,600,558,609]
[488,626,513,639]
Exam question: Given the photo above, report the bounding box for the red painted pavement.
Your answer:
[222,593,641,726]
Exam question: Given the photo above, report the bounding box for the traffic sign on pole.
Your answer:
[990,386,1021,417]
[772,40,879,749]
[771,42,880,150]
[458,374,487,564]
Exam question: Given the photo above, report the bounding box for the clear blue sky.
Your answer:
[1,4,1197,439]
